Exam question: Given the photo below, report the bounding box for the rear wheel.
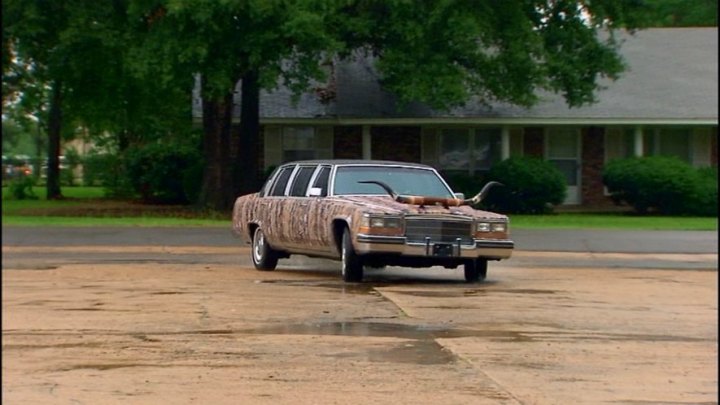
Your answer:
[464,258,488,283]
[341,228,363,282]
[252,227,278,271]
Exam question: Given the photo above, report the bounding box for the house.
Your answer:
[193,27,718,207]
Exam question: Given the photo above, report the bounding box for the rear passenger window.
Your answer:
[289,166,316,196]
[311,166,331,197]
[269,167,294,196]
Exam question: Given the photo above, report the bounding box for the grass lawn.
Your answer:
[510,213,717,230]
[2,186,717,230]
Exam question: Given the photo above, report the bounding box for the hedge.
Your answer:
[603,156,717,216]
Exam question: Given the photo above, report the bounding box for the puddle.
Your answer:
[242,321,457,339]
[1,264,59,271]
[150,291,188,295]
[59,363,171,371]
[256,280,378,295]
[392,288,557,298]
[238,322,540,364]
[331,340,458,365]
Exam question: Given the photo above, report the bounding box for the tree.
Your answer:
[6,1,649,210]
[3,0,194,198]
[334,0,648,109]
[642,0,717,27]
[3,0,123,199]
[128,0,341,210]
[3,0,66,198]
[130,0,647,211]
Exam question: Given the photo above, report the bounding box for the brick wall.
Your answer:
[371,126,421,162]
[581,127,611,207]
[333,126,363,159]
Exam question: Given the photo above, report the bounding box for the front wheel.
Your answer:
[341,228,363,282]
[464,258,488,283]
[252,227,278,271]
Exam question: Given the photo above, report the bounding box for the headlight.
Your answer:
[476,221,508,233]
[360,214,403,235]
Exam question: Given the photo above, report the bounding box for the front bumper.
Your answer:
[355,234,514,260]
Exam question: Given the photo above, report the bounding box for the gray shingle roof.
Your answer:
[193,27,718,124]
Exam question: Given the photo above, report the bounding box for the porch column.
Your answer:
[501,126,511,160]
[362,125,372,159]
[633,126,643,157]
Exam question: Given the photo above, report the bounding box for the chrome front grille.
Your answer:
[405,218,473,244]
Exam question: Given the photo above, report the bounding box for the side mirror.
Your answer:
[308,187,323,197]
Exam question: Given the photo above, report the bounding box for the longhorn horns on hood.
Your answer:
[358,180,504,208]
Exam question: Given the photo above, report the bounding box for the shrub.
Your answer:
[125,142,204,204]
[603,156,717,216]
[5,175,38,200]
[481,157,567,214]
[82,153,134,197]
[82,153,109,186]
[440,171,486,198]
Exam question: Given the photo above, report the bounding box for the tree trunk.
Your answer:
[236,69,261,198]
[198,69,261,211]
[46,80,63,200]
[198,91,235,211]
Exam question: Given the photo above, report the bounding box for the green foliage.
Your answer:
[603,157,717,216]
[641,0,717,27]
[82,153,110,187]
[5,0,651,210]
[440,171,486,199]
[482,157,567,214]
[690,167,718,216]
[344,1,647,109]
[5,175,38,200]
[81,152,135,197]
[125,143,204,204]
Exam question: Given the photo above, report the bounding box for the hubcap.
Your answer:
[253,231,264,263]
[341,238,347,275]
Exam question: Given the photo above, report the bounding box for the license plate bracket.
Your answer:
[432,243,454,257]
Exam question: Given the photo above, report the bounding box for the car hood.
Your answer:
[328,195,508,219]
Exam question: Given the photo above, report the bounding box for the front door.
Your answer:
[546,128,581,205]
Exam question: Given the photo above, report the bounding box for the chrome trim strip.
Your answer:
[355,237,514,259]
[356,234,406,244]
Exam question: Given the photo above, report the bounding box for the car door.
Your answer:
[303,165,335,254]
[261,164,295,249]
[285,165,319,250]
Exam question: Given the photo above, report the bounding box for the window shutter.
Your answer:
[316,126,334,159]
[264,126,282,168]
[421,128,439,167]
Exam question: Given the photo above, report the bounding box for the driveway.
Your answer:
[2,231,717,404]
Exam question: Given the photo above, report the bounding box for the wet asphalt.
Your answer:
[1,226,717,254]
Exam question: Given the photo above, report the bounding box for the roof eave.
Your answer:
[190,116,718,126]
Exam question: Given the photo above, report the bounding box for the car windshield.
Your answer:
[333,166,454,198]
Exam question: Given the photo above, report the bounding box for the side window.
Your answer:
[259,167,280,197]
[269,167,294,196]
[311,166,331,197]
[289,166,316,197]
